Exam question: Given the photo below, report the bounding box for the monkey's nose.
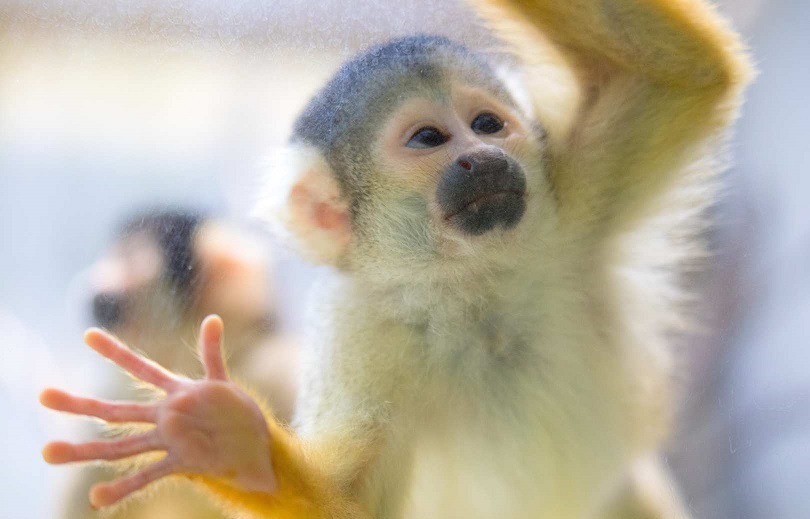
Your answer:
[438,147,526,236]
[92,292,125,328]
[456,148,509,176]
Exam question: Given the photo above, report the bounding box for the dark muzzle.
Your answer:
[436,147,526,235]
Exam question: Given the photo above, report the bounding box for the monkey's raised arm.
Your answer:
[474,0,753,232]
[41,316,368,519]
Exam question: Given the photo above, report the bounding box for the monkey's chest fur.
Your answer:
[313,265,654,519]
[385,284,637,518]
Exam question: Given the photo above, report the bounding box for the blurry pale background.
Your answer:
[1,0,808,518]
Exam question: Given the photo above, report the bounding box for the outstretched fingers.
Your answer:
[84,328,185,392]
[89,456,176,508]
[42,430,163,464]
[40,388,156,423]
[199,315,228,381]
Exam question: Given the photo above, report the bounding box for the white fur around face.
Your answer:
[254,144,351,266]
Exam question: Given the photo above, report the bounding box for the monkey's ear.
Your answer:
[254,145,352,266]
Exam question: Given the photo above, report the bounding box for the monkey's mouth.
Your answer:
[443,190,526,236]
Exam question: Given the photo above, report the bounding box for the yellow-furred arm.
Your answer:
[471,0,754,231]
[479,0,750,89]
[192,417,370,519]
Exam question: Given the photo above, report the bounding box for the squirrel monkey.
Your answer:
[60,209,299,519]
[41,0,752,518]
[85,209,298,423]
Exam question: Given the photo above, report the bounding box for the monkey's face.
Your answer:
[89,230,190,358]
[270,36,554,272]
[369,83,544,253]
[88,222,275,368]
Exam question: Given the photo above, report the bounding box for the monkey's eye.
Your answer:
[406,127,448,149]
[471,112,505,135]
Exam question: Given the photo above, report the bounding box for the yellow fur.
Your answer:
[472,0,753,236]
[185,388,370,519]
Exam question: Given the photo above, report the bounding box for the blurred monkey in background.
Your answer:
[59,208,298,519]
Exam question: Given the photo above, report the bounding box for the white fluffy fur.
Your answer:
[254,144,349,265]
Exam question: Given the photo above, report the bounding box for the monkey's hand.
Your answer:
[40,315,277,509]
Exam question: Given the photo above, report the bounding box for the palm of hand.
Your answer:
[41,316,277,508]
[158,380,273,487]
